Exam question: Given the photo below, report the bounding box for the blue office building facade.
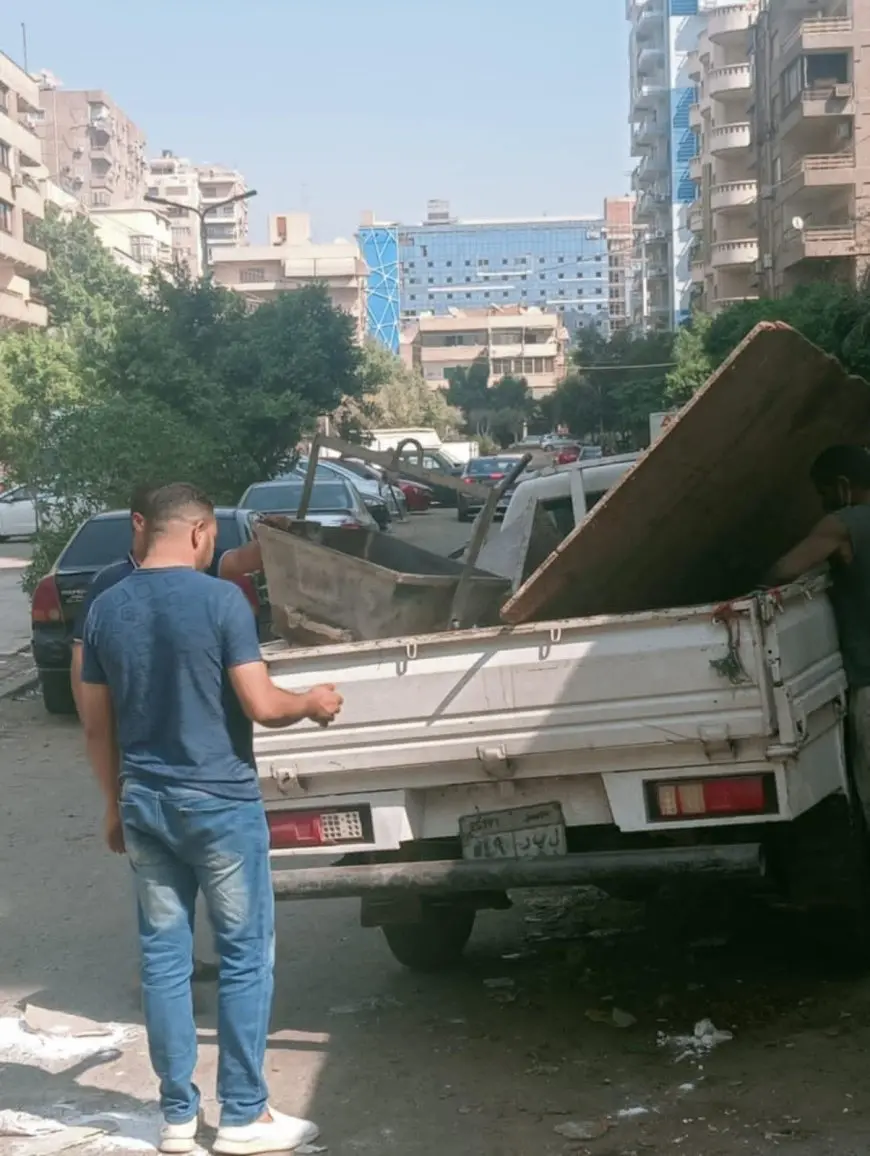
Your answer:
[359,205,611,349]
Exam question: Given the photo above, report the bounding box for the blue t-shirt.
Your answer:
[72,551,225,642]
[81,567,262,800]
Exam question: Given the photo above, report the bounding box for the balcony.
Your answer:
[636,4,663,39]
[712,295,759,314]
[710,238,759,268]
[638,45,664,75]
[689,203,703,232]
[710,121,751,154]
[691,260,705,284]
[689,154,702,181]
[782,152,856,195]
[781,225,856,268]
[782,17,853,57]
[633,83,667,111]
[0,287,47,328]
[689,101,702,129]
[687,50,702,81]
[709,64,752,100]
[711,180,758,211]
[0,229,46,276]
[637,151,667,184]
[708,4,753,43]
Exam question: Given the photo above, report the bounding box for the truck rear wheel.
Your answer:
[381,904,476,972]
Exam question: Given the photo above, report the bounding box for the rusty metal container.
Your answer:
[255,521,511,645]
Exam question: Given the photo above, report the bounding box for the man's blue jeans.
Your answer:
[121,782,274,1126]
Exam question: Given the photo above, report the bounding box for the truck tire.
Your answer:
[381,904,476,972]
[40,672,76,716]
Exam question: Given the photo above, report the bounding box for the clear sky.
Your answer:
[1,0,631,243]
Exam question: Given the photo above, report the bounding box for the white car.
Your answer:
[0,486,38,540]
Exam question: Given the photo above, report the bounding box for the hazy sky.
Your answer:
[1,0,631,242]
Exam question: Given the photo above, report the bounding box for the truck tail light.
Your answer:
[268,807,368,849]
[647,774,775,821]
[32,576,63,623]
[337,517,364,529]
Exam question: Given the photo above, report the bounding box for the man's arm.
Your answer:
[221,584,342,727]
[79,627,124,853]
[218,540,262,582]
[766,513,850,585]
[229,661,342,728]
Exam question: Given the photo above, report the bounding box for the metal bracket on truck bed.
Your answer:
[269,763,308,798]
[476,744,514,780]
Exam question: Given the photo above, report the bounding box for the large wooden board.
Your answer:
[501,323,870,624]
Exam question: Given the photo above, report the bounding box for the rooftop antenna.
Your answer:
[21,23,28,73]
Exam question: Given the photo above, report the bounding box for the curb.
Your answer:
[0,650,39,700]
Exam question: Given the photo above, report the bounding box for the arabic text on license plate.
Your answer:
[459,802,567,861]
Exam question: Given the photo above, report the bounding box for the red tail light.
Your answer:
[337,518,364,529]
[234,575,260,616]
[647,774,775,821]
[32,576,63,624]
[268,807,366,849]
[489,473,505,480]
[463,477,474,484]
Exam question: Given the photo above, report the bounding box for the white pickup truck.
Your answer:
[256,574,865,971]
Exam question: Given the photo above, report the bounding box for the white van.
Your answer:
[501,453,640,537]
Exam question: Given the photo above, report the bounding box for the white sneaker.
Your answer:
[159,1112,201,1154]
[213,1108,319,1155]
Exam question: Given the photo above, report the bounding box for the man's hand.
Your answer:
[304,684,343,726]
[104,804,125,854]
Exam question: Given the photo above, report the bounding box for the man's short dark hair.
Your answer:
[130,484,156,519]
[148,483,215,533]
[811,445,870,490]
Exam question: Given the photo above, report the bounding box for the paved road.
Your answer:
[4,521,870,1155]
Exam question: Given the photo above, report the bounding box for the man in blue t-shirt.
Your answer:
[78,482,342,1155]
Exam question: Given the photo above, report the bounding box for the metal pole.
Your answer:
[296,434,322,521]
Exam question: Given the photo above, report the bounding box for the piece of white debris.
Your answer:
[24,1005,114,1040]
[0,1015,131,1068]
[483,977,515,990]
[617,1107,650,1119]
[296,1146,328,1155]
[554,1119,612,1141]
[327,996,401,1015]
[0,1112,66,1137]
[658,1019,733,1063]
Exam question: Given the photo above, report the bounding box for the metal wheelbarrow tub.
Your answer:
[255,521,511,645]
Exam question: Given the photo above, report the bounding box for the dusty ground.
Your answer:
[4,516,870,1155]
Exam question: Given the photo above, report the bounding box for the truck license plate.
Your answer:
[459,802,567,861]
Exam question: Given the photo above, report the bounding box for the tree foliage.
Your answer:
[349,342,460,437]
[665,311,713,404]
[0,213,366,591]
[540,328,675,449]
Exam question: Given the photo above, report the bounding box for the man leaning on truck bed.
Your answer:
[767,444,870,823]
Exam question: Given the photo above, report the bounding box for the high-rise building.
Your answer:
[753,0,866,296]
[0,51,47,328]
[35,82,146,209]
[604,196,637,331]
[146,152,203,274]
[688,2,759,314]
[359,200,613,350]
[358,211,400,352]
[196,163,249,262]
[628,0,706,329]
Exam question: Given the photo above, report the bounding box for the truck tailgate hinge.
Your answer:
[269,763,308,797]
[477,744,515,780]
[698,725,737,762]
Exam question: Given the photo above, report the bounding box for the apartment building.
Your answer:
[604,196,637,331]
[689,1,759,313]
[402,306,568,399]
[0,52,47,328]
[753,0,868,295]
[90,204,174,279]
[211,212,367,338]
[197,164,249,262]
[147,152,203,274]
[629,0,706,329]
[35,83,146,209]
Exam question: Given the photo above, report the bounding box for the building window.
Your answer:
[479,259,489,267]
[534,357,544,374]
[558,273,564,280]
[0,140,10,172]
[410,294,416,301]
[503,291,509,298]
[446,260,452,267]
[408,262,415,269]
[240,267,266,283]
[446,277,453,284]
[465,277,471,283]
[447,293,454,299]
[502,258,509,265]
[466,293,472,299]
[427,261,434,267]
[465,260,471,266]
[0,198,12,234]
[484,292,490,298]
[515,257,527,266]
[0,85,7,113]
[91,191,110,207]
[558,256,564,263]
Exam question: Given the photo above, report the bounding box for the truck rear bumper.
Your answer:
[272,842,764,901]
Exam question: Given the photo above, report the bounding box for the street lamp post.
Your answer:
[144,188,257,275]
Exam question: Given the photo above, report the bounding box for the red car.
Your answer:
[399,479,433,513]
[554,443,581,465]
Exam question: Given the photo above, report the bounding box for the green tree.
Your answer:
[665,311,714,404]
[445,357,491,419]
[28,207,140,335]
[352,342,460,436]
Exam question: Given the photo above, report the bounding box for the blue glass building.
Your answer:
[357,224,400,352]
[359,202,611,348]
